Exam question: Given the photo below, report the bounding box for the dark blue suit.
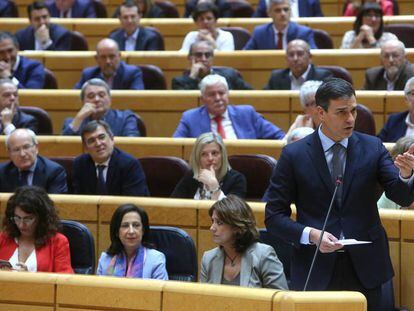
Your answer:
[243,22,317,50]
[72,147,149,196]
[74,61,144,90]
[46,0,96,17]
[3,110,39,134]
[61,109,140,137]
[377,111,408,143]
[253,0,323,17]
[173,105,285,139]
[14,56,45,89]
[109,27,164,51]
[0,155,67,194]
[15,23,72,51]
[265,131,413,292]
[0,1,15,17]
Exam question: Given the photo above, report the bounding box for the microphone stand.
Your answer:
[303,176,343,291]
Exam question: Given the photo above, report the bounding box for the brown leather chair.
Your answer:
[49,156,75,193]
[313,29,334,49]
[154,0,179,17]
[221,26,251,50]
[137,64,167,90]
[135,113,147,137]
[70,31,89,51]
[319,65,353,85]
[355,103,376,136]
[92,0,108,17]
[19,106,53,135]
[139,156,191,197]
[384,24,414,48]
[227,0,253,17]
[228,154,277,201]
[43,68,58,89]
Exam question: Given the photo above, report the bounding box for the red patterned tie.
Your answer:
[213,115,226,139]
[276,32,283,49]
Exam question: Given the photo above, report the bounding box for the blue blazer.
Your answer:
[173,105,285,139]
[46,0,96,17]
[253,0,323,17]
[15,23,72,51]
[7,110,38,134]
[243,22,316,50]
[0,155,68,194]
[265,131,414,290]
[0,1,14,17]
[74,61,144,90]
[61,109,140,137]
[14,56,45,89]
[377,111,408,143]
[109,27,164,51]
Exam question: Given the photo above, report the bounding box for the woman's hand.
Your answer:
[359,25,377,45]
[15,262,28,272]
[198,166,219,191]
[197,29,217,49]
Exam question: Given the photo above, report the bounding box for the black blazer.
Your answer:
[363,62,414,91]
[15,24,72,51]
[109,27,164,51]
[171,169,246,198]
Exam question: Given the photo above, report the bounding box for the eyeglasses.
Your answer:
[363,13,381,19]
[11,215,36,225]
[192,52,213,59]
[8,144,35,155]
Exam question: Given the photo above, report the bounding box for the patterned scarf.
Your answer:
[106,246,146,277]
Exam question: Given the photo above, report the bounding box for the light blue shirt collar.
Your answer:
[318,125,348,152]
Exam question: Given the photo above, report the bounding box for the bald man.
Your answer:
[74,38,144,90]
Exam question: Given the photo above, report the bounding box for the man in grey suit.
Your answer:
[363,40,414,91]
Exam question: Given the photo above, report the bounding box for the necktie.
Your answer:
[97,165,107,195]
[63,11,68,18]
[18,170,30,187]
[213,115,226,139]
[331,143,344,206]
[276,32,283,50]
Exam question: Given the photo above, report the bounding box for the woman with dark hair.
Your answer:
[0,186,73,273]
[340,2,397,48]
[171,132,246,200]
[179,2,234,52]
[201,195,288,289]
[184,0,232,18]
[97,204,168,279]
[343,0,393,17]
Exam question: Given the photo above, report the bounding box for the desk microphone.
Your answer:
[303,175,343,291]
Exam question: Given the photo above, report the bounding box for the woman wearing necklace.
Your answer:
[201,195,288,289]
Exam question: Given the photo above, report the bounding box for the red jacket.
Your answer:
[0,232,73,273]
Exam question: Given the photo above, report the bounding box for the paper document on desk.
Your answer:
[337,239,372,246]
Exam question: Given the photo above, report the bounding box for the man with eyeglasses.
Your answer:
[0,78,38,135]
[172,40,252,90]
[72,120,149,196]
[378,77,414,143]
[263,40,331,90]
[0,128,68,193]
[74,38,144,90]
[244,0,317,50]
[363,40,414,91]
[62,78,141,136]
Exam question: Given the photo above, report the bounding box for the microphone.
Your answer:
[303,175,343,291]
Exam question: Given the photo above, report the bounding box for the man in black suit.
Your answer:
[172,40,252,90]
[15,1,72,51]
[72,120,149,196]
[264,39,332,90]
[109,0,163,51]
[0,128,67,193]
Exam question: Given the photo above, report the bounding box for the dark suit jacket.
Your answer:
[172,67,252,90]
[243,22,317,50]
[15,23,72,51]
[171,169,247,198]
[46,0,96,17]
[265,131,414,290]
[109,27,164,51]
[0,1,14,17]
[377,111,408,142]
[74,61,144,90]
[253,0,323,17]
[0,155,67,194]
[14,56,45,89]
[363,62,414,90]
[72,147,149,196]
[4,109,39,134]
[264,65,332,90]
[173,105,285,139]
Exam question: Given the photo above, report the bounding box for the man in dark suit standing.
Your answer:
[46,0,96,18]
[363,40,414,91]
[74,38,144,90]
[15,1,72,51]
[265,78,414,311]
[172,40,252,90]
[72,120,149,196]
[0,128,67,193]
[109,0,163,51]
[264,40,332,90]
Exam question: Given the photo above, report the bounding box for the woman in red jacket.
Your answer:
[0,186,73,273]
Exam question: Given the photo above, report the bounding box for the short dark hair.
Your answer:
[2,186,60,248]
[192,2,218,22]
[106,204,152,255]
[208,195,259,253]
[315,78,355,111]
[120,0,139,11]
[354,3,383,40]
[80,120,114,145]
[0,32,19,49]
[27,1,50,19]
[188,40,214,58]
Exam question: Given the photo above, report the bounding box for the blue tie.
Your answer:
[331,143,344,206]
[97,165,107,195]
